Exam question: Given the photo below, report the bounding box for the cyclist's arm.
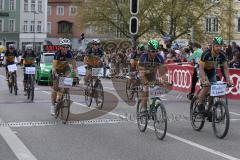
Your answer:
[199,60,207,82]
[138,66,148,85]
[222,61,231,82]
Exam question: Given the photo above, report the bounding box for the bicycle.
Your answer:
[125,71,142,100]
[136,81,168,140]
[7,64,18,95]
[84,67,104,109]
[190,81,232,139]
[24,65,36,101]
[55,75,73,124]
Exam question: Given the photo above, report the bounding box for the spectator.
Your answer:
[229,50,240,69]
[225,44,233,61]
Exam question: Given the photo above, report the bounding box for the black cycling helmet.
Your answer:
[213,36,223,45]
[137,43,145,51]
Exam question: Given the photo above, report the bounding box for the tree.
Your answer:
[73,0,226,44]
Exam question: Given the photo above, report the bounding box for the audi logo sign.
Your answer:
[166,64,240,100]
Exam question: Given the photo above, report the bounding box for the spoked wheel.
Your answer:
[85,81,93,107]
[154,102,167,140]
[13,73,17,95]
[95,81,104,109]
[30,76,35,101]
[60,92,71,124]
[212,100,230,139]
[55,102,61,119]
[190,97,205,131]
[136,99,148,132]
[126,79,134,100]
[8,75,13,94]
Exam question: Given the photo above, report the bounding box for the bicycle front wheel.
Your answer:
[8,75,13,94]
[60,91,71,124]
[95,81,104,109]
[136,99,148,132]
[126,79,134,100]
[13,73,17,95]
[85,82,93,107]
[212,100,230,139]
[154,102,167,140]
[190,97,205,131]
[30,75,35,101]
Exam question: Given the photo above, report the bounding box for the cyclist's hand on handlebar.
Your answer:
[227,80,234,87]
[201,79,210,86]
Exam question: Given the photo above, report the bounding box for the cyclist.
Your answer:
[22,45,36,96]
[187,42,203,100]
[138,39,164,112]
[3,44,19,81]
[83,39,104,85]
[198,36,233,115]
[50,38,76,116]
[130,44,145,72]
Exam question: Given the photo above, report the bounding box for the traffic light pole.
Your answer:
[129,0,139,48]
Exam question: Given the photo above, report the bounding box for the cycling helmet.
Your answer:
[213,36,223,45]
[137,43,145,51]
[59,38,71,46]
[91,39,100,45]
[25,44,33,50]
[147,39,159,51]
[8,44,15,49]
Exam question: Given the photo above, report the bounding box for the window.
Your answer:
[9,0,16,11]
[0,0,4,10]
[237,17,240,32]
[30,21,35,32]
[37,21,41,32]
[38,0,42,12]
[31,0,35,12]
[23,21,28,32]
[47,6,51,16]
[69,6,77,16]
[58,21,72,33]
[24,0,28,11]
[205,17,219,33]
[47,22,51,33]
[9,19,15,32]
[0,19,3,32]
[56,6,64,16]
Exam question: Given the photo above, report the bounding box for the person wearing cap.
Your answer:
[4,44,19,81]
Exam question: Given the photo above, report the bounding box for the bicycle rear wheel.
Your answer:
[95,81,104,109]
[212,100,230,139]
[85,81,93,107]
[60,91,70,124]
[126,79,134,100]
[30,75,35,101]
[154,102,167,140]
[190,97,205,131]
[13,73,17,95]
[136,99,148,132]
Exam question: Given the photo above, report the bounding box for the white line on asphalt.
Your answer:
[0,118,37,160]
[230,119,240,121]
[230,112,240,116]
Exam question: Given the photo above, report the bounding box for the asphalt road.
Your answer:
[0,67,240,160]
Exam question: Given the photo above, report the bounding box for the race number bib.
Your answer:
[7,64,17,72]
[77,65,87,76]
[25,67,36,75]
[59,77,73,88]
[210,84,227,96]
[92,68,103,77]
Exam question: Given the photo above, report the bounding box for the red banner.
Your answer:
[43,45,63,52]
[166,64,240,100]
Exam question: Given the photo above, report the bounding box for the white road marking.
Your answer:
[0,118,38,160]
[230,112,240,116]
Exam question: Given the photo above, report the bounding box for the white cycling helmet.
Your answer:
[91,39,100,45]
[59,38,71,46]
[25,44,33,50]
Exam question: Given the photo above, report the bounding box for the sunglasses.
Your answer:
[62,46,70,49]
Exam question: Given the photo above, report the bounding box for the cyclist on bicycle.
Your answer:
[22,45,36,96]
[138,39,164,112]
[83,39,104,85]
[50,38,76,116]
[3,44,19,81]
[130,44,145,72]
[198,36,233,114]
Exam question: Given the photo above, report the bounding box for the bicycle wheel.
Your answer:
[190,97,205,131]
[8,74,13,94]
[136,99,148,132]
[30,75,35,101]
[13,73,17,95]
[60,91,70,124]
[95,81,104,109]
[126,79,134,100]
[154,102,167,140]
[85,81,93,107]
[27,76,31,99]
[55,102,61,119]
[212,100,230,139]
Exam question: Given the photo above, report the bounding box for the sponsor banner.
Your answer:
[166,64,240,100]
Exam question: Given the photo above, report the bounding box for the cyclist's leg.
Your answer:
[84,68,92,85]
[5,65,9,81]
[50,73,59,115]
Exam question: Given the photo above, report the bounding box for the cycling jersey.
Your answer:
[22,51,36,65]
[53,50,73,72]
[4,50,18,64]
[84,48,103,67]
[130,51,142,60]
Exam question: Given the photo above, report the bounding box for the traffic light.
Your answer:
[129,16,138,35]
[130,0,139,15]
[81,33,85,40]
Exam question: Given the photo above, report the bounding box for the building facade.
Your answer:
[0,0,47,51]
[47,0,81,49]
